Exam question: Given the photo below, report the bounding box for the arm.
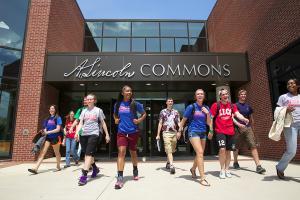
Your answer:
[45,125,61,134]
[133,111,146,124]
[156,119,163,140]
[75,118,83,141]
[69,119,79,133]
[234,111,249,125]
[101,119,110,143]
[113,114,120,124]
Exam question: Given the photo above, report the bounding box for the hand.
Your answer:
[201,107,209,115]
[176,132,181,140]
[237,123,246,129]
[69,126,74,133]
[133,118,140,125]
[156,135,160,140]
[208,132,213,140]
[114,118,120,124]
[62,138,66,146]
[243,118,249,125]
[287,105,295,112]
[75,133,79,142]
[105,135,110,143]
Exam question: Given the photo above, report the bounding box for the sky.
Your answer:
[76,0,217,20]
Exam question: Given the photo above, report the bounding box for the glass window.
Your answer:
[189,38,207,52]
[160,22,188,37]
[117,38,130,52]
[146,38,160,52]
[86,22,102,37]
[0,0,29,49]
[103,22,131,37]
[132,38,145,52]
[0,48,21,78]
[188,22,206,37]
[84,37,101,52]
[132,22,159,37]
[102,38,116,52]
[175,38,189,52]
[161,38,174,52]
[0,77,18,157]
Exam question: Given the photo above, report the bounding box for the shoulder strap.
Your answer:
[115,101,121,117]
[216,102,220,117]
[192,103,196,115]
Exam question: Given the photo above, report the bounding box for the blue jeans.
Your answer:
[276,123,300,172]
[65,138,79,166]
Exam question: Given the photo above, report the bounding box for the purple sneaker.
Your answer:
[78,175,87,186]
[91,167,100,178]
[114,176,124,189]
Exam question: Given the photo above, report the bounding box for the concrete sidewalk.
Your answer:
[0,156,299,200]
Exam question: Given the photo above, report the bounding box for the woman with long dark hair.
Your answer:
[63,110,79,168]
[179,89,212,186]
[113,85,146,189]
[276,79,300,179]
[28,105,62,174]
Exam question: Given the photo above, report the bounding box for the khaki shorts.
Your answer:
[235,126,256,149]
[162,131,177,154]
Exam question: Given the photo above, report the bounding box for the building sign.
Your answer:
[45,53,249,82]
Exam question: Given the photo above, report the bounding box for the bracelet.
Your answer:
[209,130,214,134]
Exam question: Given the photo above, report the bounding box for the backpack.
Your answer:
[182,103,196,143]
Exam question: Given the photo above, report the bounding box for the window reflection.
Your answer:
[102,38,116,52]
[160,22,188,37]
[132,22,159,37]
[146,38,160,52]
[175,38,189,52]
[189,38,207,52]
[117,38,130,52]
[0,48,21,78]
[86,22,102,37]
[188,22,206,37]
[103,22,131,37]
[132,38,145,52]
[161,38,174,52]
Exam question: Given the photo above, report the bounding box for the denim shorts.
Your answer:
[188,132,207,140]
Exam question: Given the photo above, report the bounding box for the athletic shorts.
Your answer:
[188,132,207,140]
[45,135,62,145]
[117,132,139,151]
[162,131,177,154]
[235,127,256,149]
[80,134,101,156]
[215,133,236,151]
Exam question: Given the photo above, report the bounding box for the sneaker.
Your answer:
[28,168,38,174]
[64,165,70,168]
[115,176,124,189]
[170,165,175,174]
[78,175,87,186]
[166,162,170,169]
[219,170,226,179]
[225,170,232,178]
[133,169,139,180]
[276,167,285,179]
[75,160,79,165]
[256,165,266,174]
[233,162,240,169]
[91,167,100,178]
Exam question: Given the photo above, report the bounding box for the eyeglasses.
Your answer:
[86,99,94,101]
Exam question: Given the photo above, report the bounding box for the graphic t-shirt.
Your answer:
[277,93,300,123]
[159,108,180,133]
[65,120,76,138]
[79,107,105,136]
[183,103,210,133]
[235,102,253,127]
[210,102,238,135]
[114,101,145,134]
[43,115,62,139]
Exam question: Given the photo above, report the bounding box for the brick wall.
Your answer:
[207,0,300,160]
[12,0,84,161]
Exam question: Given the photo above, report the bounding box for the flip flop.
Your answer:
[190,168,196,179]
[53,168,61,172]
[28,168,38,174]
[200,179,211,187]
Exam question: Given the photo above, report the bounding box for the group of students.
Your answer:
[28,79,300,188]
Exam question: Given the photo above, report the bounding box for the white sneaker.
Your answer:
[225,170,232,178]
[219,170,226,179]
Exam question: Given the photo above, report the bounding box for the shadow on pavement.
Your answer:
[262,175,300,183]
[205,170,241,178]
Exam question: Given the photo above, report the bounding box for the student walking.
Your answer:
[76,94,110,186]
[156,98,181,174]
[63,110,79,168]
[210,89,249,179]
[113,85,146,189]
[233,89,266,174]
[179,89,212,186]
[276,79,300,179]
[28,105,63,174]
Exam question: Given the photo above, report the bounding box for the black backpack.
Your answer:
[182,103,196,143]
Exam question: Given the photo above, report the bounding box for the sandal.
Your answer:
[200,179,211,186]
[53,168,61,172]
[190,168,196,179]
[28,168,38,174]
